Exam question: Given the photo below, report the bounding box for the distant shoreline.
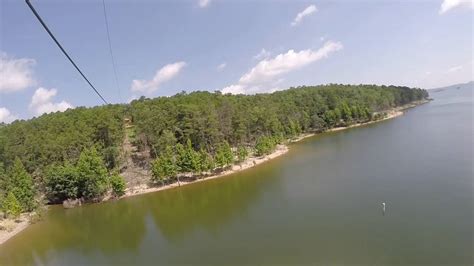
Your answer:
[0,99,430,245]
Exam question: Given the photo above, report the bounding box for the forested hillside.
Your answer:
[0,84,428,212]
[131,84,428,154]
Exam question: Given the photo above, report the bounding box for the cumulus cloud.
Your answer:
[199,0,211,8]
[131,62,187,94]
[0,52,36,93]
[217,63,227,71]
[0,107,17,124]
[291,5,317,26]
[447,65,463,72]
[30,87,73,116]
[254,48,271,60]
[439,0,473,14]
[221,84,245,94]
[221,41,343,94]
[240,41,343,86]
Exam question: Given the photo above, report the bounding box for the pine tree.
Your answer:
[3,192,22,218]
[151,146,178,185]
[236,146,248,163]
[110,173,126,197]
[7,158,36,211]
[199,148,214,175]
[215,141,233,168]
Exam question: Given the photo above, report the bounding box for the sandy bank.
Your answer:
[327,99,430,133]
[0,214,31,245]
[328,110,403,132]
[122,144,289,198]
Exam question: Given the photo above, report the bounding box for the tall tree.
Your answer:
[6,158,36,211]
[199,148,214,175]
[151,146,178,185]
[44,162,79,203]
[76,148,109,201]
[215,141,233,169]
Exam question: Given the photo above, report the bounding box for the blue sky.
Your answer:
[0,0,472,123]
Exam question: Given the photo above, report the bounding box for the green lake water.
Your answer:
[1,86,472,265]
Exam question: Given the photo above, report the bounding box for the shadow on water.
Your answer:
[0,160,282,266]
[0,199,148,265]
[147,166,280,242]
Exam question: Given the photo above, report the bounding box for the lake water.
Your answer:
[1,86,472,265]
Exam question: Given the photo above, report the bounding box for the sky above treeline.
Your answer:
[0,0,472,123]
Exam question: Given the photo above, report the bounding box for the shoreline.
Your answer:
[328,110,403,132]
[0,214,31,245]
[0,99,429,245]
[121,144,289,199]
[120,100,429,199]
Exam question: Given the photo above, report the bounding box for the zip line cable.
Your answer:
[102,0,122,102]
[25,0,109,105]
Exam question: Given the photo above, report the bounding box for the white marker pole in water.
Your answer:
[382,202,386,214]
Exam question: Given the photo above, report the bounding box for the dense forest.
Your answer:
[0,84,428,215]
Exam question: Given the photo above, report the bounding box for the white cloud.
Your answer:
[254,48,271,60]
[0,107,17,124]
[439,0,473,14]
[131,62,187,94]
[199,0,211,8]
[221,41,343,94]
[447,65,463,72]
[240,41,343,86]
[217,63,227,71]
[30,87,73,115]
[291,5,317,26]
[221,84,245,94]
[0,52,36,93]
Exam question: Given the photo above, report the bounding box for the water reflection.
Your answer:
[0,162,281,265]
[0,199,148,265]
[147,164,280,241]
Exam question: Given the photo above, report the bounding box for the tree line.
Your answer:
[0,84,428,216]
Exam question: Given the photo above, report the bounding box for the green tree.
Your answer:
[155,129,176,155]
[215,141,233,169]
[151,146,178,185]
[175,139,201,174]
[255,136,277,156]
[6,158,36,211]
[3,192,22,218]
[323,110,337,127]
[0,162,6,194]
[340,102,352,122]
[44,162,79,203]
[175,143,187,173]
[311,114,327,132]
[236,146,248,163]
[76,148,109,201]
[186,139,201,174]
[110,173,126,197]
[198,148,214,175]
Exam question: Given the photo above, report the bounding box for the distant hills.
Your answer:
[431,81,473,92]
